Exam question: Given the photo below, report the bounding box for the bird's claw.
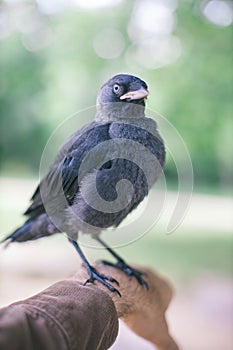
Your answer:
[84,266,121,296]
[101,260,149,290]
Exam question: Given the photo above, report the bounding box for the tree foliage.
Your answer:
[0,0,232,192]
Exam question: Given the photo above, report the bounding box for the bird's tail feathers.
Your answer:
[1,214,58,247]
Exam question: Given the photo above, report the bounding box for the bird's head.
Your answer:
[96,74,149,121]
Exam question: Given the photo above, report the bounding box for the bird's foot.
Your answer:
[102,260,148,290]
[84,265,121,297]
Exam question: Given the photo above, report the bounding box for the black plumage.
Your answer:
[2,74,165,294]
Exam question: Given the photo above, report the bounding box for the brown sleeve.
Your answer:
[0,280,118,350]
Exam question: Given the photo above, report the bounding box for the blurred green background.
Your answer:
[0,1,232,349]
[0,0,232,192]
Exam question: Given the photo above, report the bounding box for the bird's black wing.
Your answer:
[61,123,111,205]
[24,122,111,218]
[24,121,96,217]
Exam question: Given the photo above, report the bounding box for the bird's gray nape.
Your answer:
[95,103,145,122]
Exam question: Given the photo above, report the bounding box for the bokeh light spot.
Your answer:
[202,0,233,27]
[93,28,125,59]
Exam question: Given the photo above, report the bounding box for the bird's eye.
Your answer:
[113,84,120,94]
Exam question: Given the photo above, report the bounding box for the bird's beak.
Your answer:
[120,87,149,101]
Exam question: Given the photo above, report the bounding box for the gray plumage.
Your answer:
[2,74,165,293]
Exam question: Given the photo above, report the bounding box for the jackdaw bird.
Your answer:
[2,74,165,294]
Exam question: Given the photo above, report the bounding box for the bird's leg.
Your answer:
[95,237,148,289]
[68,238,121,296]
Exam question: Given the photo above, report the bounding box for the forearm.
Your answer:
[0,280,118,350]
[0,264,179,350]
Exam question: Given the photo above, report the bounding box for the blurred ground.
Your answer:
[0,178,233,350]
